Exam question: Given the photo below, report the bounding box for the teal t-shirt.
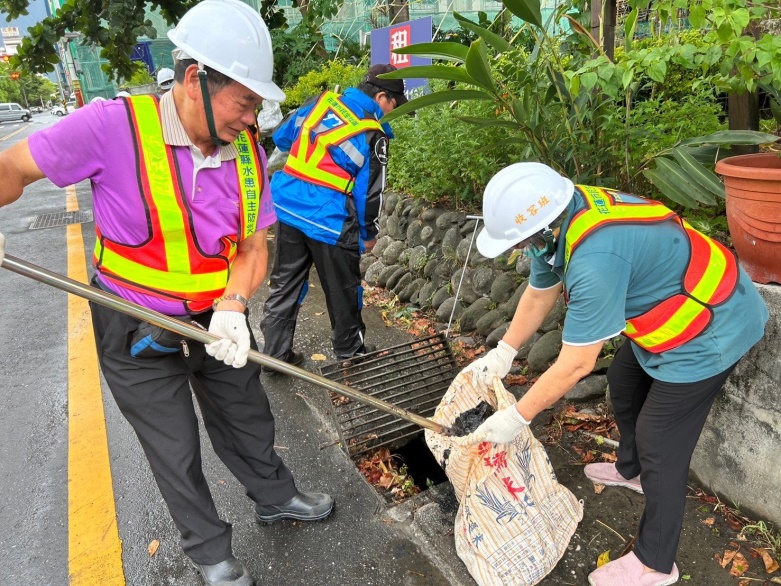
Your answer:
[529,191,768,383]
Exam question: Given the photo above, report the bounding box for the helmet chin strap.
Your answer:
[197,66,230,148]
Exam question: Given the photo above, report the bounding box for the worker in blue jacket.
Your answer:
[261,64,405,365]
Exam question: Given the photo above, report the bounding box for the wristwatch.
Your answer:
[212,293,249,310]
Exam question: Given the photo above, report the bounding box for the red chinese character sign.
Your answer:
[370,17,432,100]
[389,25,411,68]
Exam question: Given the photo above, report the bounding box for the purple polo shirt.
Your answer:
[28,96,276,316]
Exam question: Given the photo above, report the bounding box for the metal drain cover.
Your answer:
[319,332,458,457]
[30,210,93,230]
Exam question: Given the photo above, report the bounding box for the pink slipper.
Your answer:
[584,462,643,494]
[588,552,679,586]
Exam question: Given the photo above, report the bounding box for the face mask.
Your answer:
[522,230,556,259]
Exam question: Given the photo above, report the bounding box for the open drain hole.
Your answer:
[355,435,449,503]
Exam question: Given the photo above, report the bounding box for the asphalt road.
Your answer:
[0,112,457,586]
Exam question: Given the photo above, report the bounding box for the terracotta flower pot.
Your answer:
[715,152,781,284]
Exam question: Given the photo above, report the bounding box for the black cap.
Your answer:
[364,63,408,106]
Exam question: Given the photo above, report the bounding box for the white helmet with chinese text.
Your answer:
[477,162,575,259]
[167,0,284,102]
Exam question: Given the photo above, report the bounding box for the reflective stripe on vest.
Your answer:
[93,95,262,313]
[282,91,383,194]
[565,185,739,353]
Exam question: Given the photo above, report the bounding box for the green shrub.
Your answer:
[281,60,366,113]
[602,90,726,195]
[615,30,722,103]
[387,81,523,209]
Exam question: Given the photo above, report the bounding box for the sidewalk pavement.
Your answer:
[244,262,475,586]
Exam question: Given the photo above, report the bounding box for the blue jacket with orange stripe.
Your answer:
[270,88,393,249]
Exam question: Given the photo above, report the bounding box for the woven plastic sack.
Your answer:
[255,100,283,136]
[425,372,583,586]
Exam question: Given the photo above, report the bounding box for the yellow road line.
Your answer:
[0,125,29,142]
[66,185,125,584]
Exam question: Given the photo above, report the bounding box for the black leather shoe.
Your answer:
[255,491,334,523]
[262,350,304,375]
[190,556,256,586]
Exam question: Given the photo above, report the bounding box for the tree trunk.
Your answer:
[590,0,617,60]
[728,20,762,155]
[728,91,760,155]
[387,0,409,25]
[296,0,329,59]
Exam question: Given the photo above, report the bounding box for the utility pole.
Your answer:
[53,65,67,110]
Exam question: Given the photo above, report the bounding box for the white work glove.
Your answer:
[466,340,517,386]
[206,311,251,368]
[0,232,5,266]
[469,404,531,445]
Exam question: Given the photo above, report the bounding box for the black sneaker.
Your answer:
[337,344,379,366]
[358,343,377,354]
[262,350,304,375]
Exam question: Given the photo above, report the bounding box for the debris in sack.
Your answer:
[450,401,496,437]
[440,448,451,470]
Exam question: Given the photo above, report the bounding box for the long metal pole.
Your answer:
[1,254,453,436]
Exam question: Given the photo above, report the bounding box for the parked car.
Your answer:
[51,101,77,116]
[0,102,32,122]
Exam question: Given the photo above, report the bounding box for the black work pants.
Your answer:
[89,301,297,565]
[261,221,366,360]
[607,342,736,573]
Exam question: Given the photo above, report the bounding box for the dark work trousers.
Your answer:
[89,300,297,565]
[607,342,737,573]
[261,221,365,360]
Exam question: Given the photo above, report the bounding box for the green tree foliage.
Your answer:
[381,0,779,209]
[0,0,345,81]
[121,61,155,87]
[0,60,57,105]
[281,59,365,112]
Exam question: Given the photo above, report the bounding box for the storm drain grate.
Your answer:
[319,332,458,458]
[30,210,93,230]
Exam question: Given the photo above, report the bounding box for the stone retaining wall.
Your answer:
[362,192,612,402]
[364,192,781,525]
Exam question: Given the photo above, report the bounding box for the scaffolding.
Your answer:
[71,0,570,101]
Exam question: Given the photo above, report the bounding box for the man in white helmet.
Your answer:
[463,162,767,586]
[157,67,175,94]
[0,1,331,585]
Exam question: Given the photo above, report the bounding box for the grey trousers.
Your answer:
[607,342,736,573]
[89,301,297,564]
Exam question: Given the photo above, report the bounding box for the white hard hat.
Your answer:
[157,67,175,90]
[116,91,131,98]
[167,0,284,102]
[90,96,106,102]
[477,162,575,258]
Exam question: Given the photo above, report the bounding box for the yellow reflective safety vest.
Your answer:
[94,95,263,313]
[564,185,739,354]
[282,91,384,194]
